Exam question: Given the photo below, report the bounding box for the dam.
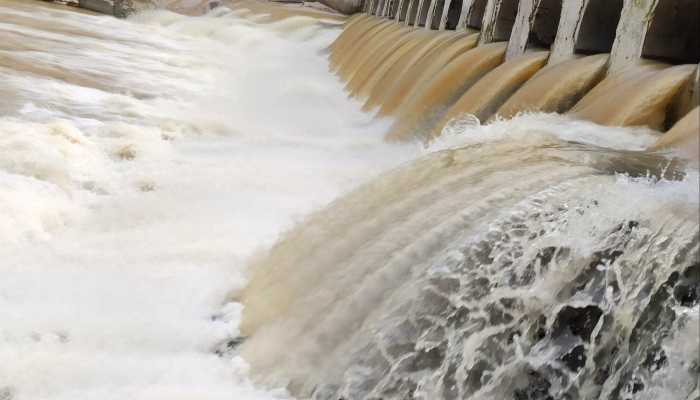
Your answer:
[328,0,699,147]
[1,0,698,400]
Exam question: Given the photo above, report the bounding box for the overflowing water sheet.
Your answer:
[241,115,699,400]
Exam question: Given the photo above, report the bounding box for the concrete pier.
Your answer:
[548,0,623,65]
[48,0,700,73]
[478,0,518,45]
[455,0,486,31]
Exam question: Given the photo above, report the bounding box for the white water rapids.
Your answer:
[0,3,415,399]
[0,2,697,400]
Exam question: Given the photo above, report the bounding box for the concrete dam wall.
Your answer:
[361,0,699,70]
[45,0,700,185]
[326,0,699,151]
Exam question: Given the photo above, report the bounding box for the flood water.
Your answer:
[0,2,697,400]
[0,2,415,399]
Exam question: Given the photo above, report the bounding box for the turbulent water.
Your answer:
[1,2,698,400]
[0,2,415,399]
[241,116,699,400]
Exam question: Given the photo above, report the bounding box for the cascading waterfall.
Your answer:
[570,64,697,132]
[651,107,700,160]
[497,54,609,119]
[386,41,502,140]
[236,9,699,400]
[325,16,698,146]
[240,117,699,400]
[428,50,550,136]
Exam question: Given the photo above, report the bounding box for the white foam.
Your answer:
[0,6,414,399]
[432,112,659,153]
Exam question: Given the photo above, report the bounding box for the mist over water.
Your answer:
[1,2,698,400]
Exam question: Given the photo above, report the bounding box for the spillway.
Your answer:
[236,1,699,399]
[242,132,698,400]
[2,0,699,400]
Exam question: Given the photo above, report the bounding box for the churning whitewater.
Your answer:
[1,2,698,400]
[0,2,414,399]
